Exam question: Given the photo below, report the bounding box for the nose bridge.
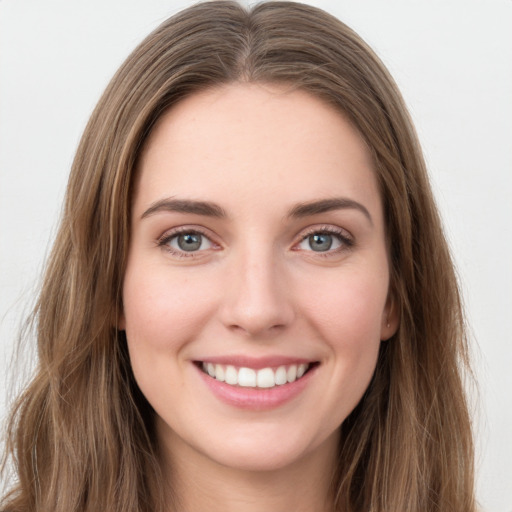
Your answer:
[220,238,294,336]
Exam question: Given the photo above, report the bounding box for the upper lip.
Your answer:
[194,355,317,369]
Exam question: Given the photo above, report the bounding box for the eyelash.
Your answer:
[157,225,354,258]
[296,225,354,256]
[157,226,216,258]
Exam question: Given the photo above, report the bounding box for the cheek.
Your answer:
[122,265,216,352]
[288,270,388,432]
[303,269,388,344]
[121,265,221,406]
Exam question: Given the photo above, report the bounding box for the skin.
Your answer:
[120,83,398,512]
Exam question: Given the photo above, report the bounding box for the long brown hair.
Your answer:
[1,2,476,510]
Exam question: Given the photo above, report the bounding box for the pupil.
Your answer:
[178,233,201,251]
[309,233,332,252]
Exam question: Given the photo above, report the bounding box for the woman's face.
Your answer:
[121,83,397,473]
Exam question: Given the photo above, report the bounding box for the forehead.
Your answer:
[134,83,381,221]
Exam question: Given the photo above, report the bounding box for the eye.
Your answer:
[296,227,353,253]
[159,229,215,256]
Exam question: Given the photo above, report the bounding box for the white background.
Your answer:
[1,0,511,509]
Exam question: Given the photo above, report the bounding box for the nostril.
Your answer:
[227,321,288,338]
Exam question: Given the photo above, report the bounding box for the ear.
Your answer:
[380,293,399,341]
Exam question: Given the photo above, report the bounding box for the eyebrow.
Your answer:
[286,197,373,224]
[140,196,372,224]
[141,197,227,219]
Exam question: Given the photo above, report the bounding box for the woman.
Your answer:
[1,1,476,511]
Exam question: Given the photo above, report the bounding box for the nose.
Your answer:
[218,247,295,338]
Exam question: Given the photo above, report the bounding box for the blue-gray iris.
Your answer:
[309,234,333,252]
[178,233,202,251]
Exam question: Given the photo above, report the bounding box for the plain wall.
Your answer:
[1,0,511,509]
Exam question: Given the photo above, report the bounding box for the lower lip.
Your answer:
[195,364,317,411]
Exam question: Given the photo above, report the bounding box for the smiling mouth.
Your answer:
[197,362,317,389]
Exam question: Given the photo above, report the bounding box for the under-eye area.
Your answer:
[196,361,320,388]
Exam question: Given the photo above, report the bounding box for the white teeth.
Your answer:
[201,362,311,388]
[275,366,287,385]
[287,365,297,383]
[238,367,256,387]
[225,365,238,385]
[256,368,275,388]
[215,364,225,382]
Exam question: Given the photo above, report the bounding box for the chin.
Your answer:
[176,420,340,474]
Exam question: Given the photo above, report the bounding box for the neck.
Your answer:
[159,426,339,512]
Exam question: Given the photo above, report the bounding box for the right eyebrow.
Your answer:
[141,197,227,220]
[286,197,373,225]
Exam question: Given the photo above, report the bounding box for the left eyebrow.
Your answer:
[141,197,227,220]
[286,197,373,225]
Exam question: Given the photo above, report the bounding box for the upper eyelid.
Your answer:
[297,224,353,240]
[158,225,216,244]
